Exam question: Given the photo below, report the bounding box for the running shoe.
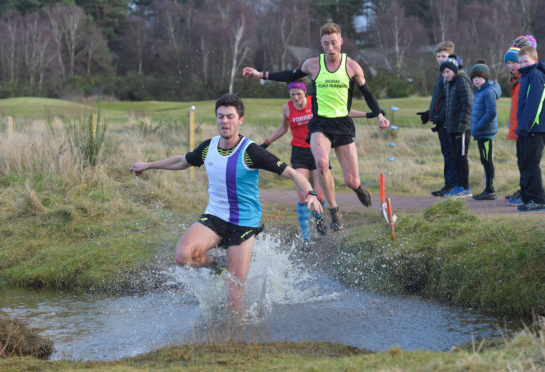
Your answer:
[444,186,464,197]
[354,184,372,207]
[472,190,497,200]
[453,187,472,198]
[315,214,327,236]
[432,185,454,197]
[517,200,545,212]
[329,207,344,231]
[507,197,523,206]
[209,255,226,275]
[505,189,521,201]
[299,239,312,252]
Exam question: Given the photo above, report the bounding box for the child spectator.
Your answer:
[469,60,501,200]
[504,35,537,205]
[416,41,459,196]
[515,46,545,211]
[440,54,474,198]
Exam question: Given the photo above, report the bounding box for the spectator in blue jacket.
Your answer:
[470,60,501,200]
[516,46,545,211]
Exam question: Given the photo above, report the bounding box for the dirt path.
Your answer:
[260,189,545,216]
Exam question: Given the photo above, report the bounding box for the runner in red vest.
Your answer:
[260,81,367,251]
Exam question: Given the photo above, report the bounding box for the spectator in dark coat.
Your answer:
[440,54,474,198]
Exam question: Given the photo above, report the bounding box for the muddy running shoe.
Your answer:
[299,239,312,252]
[209,255,226,275]
[432,185,454,197]
[472,190,497,200]
[329,207,344,231]
[354,184,372,207]
[315,214,327,236]
[517,200,545,212]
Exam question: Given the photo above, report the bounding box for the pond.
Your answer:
[0,234,517,361]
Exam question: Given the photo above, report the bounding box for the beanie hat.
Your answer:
[440,54,459,73]
[504,46,520,63]
[470,59,490,81]
[505,35,538,63]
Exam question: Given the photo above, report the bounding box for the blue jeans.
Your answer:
[438,126,458,187]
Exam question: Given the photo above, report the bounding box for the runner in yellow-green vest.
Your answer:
[243,22,390,231]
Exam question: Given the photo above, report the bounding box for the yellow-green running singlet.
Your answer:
[313,53,352,118]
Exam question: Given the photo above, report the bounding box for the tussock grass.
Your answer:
[335,199,545,316]
[0,313,53,359]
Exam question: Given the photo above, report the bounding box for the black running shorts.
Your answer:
[197,214,264,248]
[306,115,356,148]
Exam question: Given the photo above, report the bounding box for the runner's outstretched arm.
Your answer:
[281,166,323,214]
[130,155,190,176]
[242,65,309,82]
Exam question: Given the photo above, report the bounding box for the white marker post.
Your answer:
[188,106,196,180]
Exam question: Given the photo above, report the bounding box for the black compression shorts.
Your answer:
[197,214,264,248]
[305,115,356,148]
[290,146,331,170]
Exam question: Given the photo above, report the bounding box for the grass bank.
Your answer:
[0,96,529,293]
[334,199,545,317]
[1,320,545,371]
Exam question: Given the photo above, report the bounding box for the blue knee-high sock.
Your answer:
[297,203,311,241]
[312,200,326,219]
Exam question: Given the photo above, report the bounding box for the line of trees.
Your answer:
[0,0,544,101]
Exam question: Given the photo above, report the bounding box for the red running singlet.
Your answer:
[288,96,313,148]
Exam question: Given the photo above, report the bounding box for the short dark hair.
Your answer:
[215,93,245,118]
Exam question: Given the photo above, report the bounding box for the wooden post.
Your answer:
[7,116,13,141]
[188,106,196,180]
[386,198,395,240]
[91,113,98,143]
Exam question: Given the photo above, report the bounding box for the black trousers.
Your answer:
[450,132,470,189]
[519,133,545,203]
[477,138,495,191]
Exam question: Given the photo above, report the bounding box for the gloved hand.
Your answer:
[431,122,444,132]
[416,110,429,124]
[260,142,269,149]
[366,109,386,119]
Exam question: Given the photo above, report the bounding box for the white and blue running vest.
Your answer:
[204,136,261,227]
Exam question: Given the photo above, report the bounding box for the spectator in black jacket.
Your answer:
[417,41,459,197]
[440,54,474,198]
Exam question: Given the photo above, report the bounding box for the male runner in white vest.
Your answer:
[130,94,322,316]
[243,22,389,231]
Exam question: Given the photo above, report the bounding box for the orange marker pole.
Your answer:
[386,198,395,240]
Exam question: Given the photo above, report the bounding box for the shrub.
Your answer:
[387,80,415,98]
[0,315,53,359]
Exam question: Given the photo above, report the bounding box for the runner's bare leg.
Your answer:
[226,237,255,315]
[334,142,361,190]
[310,132,336,208]
[175,222,221,267]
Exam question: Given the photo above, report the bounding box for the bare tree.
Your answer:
[45,6,87,77]
[375,1,427,78]
[458,0,522,80]
[84,22,111,76]
[429,0,458,44]
[119,16,149,75]
[520,0,538,33]
[20,13,57,93]
[0,10,21,84]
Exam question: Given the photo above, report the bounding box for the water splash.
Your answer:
[162,233,339,324]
